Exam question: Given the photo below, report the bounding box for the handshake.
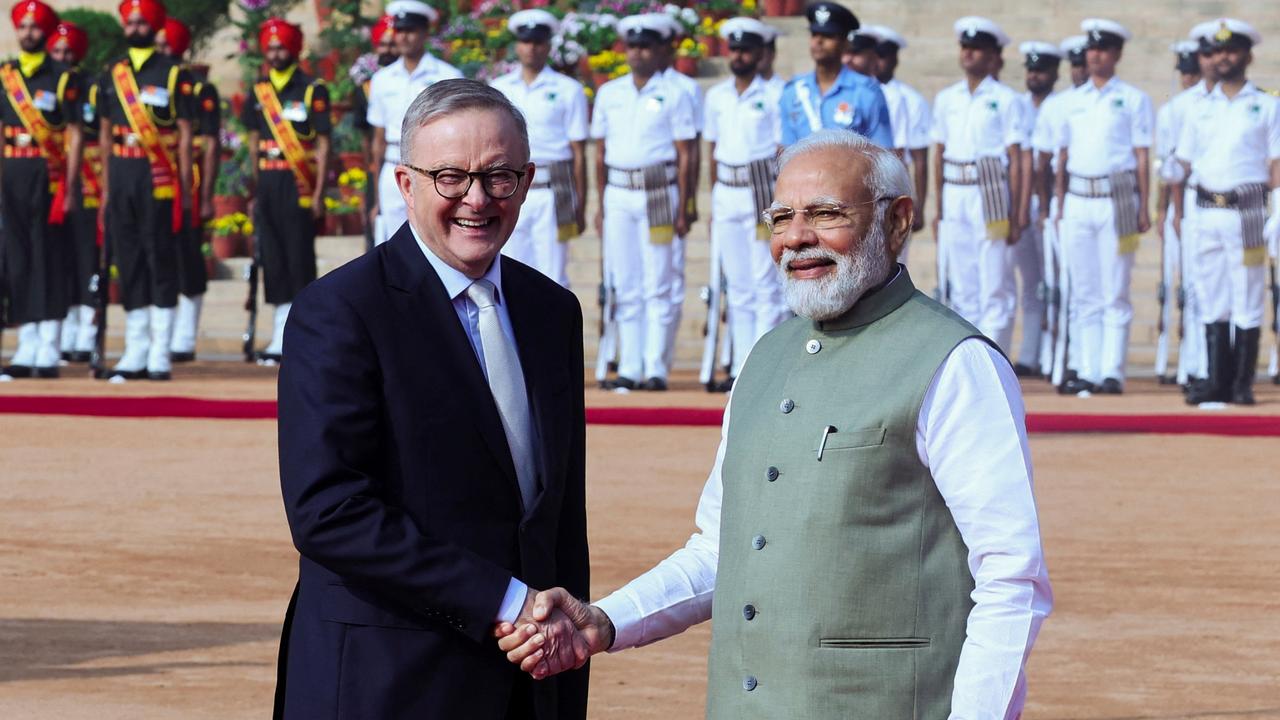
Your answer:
[491,588,616,680]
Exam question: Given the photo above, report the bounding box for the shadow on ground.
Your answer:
[0,618,279,682]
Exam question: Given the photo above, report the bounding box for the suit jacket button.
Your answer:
[779,398,794,413]
[743,675,758,691]
[806,339,821,354]
[743,604,756,621]
[765,466,779,482]
[751,534,766,550]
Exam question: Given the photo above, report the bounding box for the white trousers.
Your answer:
[1062,193,1135,383]
[1177,192,1207,379]
[712,183,786,377]
[940,183,1014,351]
[1193,206,1266,329]
[502,186,569,288]
[604,184,678,381]
[1012,198,1045,366]
[376,163,407,246]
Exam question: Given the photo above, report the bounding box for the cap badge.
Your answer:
[965,28,976,38]
[1090,29,1102,41]
[814,7,830,25]
[1029,52,1039,63]
[732,31,743,41]
[1215,22,1232,42]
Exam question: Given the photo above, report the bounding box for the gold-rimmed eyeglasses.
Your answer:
[761,197,894,235]
[401,163,527,200]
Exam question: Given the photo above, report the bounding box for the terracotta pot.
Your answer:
[592,72,611,89]
[241,234,253,259]
[784,0,805,15]
[342,213,363,236]
[323,214,342,236]
[763,0,786,16]
[210,234,240,259]
[705,36,722,57]
[204,255,218,280]
[675,56,699,77]
[212,195,247,217]
[338,152,365,172]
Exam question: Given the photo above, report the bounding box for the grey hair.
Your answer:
[777,130,912,201]
[399,78,530,164]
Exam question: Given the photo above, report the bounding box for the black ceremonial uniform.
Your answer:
[67,73,102,313]
[0,54,79,326]
[173,68,219,298]
[240,67,329,305]
[98,49,194,311]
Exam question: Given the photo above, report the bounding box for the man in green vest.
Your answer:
[496,129,1053,718]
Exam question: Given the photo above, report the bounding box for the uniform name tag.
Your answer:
[32,89,55,112]
[281,100,308,122]
[140,85,169,107]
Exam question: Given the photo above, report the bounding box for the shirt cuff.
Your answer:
[594,589,645,652]
[496,577,528,625]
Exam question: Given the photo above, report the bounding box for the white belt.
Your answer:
[606,164,676,190]
[716,162,763,188]
[1067,174,1113,198]
[942,160,980,185]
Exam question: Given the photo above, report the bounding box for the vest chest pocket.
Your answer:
[821,426,886,452]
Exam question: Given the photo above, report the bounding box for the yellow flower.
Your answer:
[338,170,351,186]
[679,38,695,51]
[347,167,367,183]
[742,0,756,9]
[242,221,254,235]
[324,197,340,210]
[584,86,595,100]
[346,195,361,208]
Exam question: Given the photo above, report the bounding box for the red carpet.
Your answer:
[2,394,1279,436]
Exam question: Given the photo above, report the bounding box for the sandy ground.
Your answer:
[1,372,1279,718]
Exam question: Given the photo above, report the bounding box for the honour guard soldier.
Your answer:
[490,8,587,288]
[591,15,696,391]
[779,2,892,148]
[1,0,82,380]
[931,17,1024,351]
[863,23,931,252]
[1174,19,1278,405]
[842,26,879,77]
[47,20,96,365]
[354,14,396,251]
[99,0,195,381]
[367,0,461,246]
[1155,37,1211,388]
[758,24,783,91]
[1011,41,1061,376]
[1052,19,1153,395]
[704,17,786,390]
[157,16,218,362]
[241,18,329,364]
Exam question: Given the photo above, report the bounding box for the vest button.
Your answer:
[765,466,779,482]
[743,675,758,691]
[806,339,821,354]
[779,398,794,413]
[743,604,756,620]
[751,534,766,550]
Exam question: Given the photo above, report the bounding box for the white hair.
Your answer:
[777,129,912,202]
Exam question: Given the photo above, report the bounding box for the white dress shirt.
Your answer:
[704,75,781,165]
[595,276,1053,718]
[932,75,1026,165]
[411,226,529,625]
[367,54,464,162]
[1176,81,1280,191]
[1056,76,1153,176]
[490,66,589,165]
[662,66,704,133]
[883,77,931,151]
[590,73,697,169]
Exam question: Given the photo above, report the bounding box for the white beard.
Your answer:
[777,216,893,321]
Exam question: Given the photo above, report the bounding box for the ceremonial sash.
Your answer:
[79,84,104,209]
[254,80,316,207]
[1,63,68,224]
[111,60,183,232]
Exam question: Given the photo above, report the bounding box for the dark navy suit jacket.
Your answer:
[273,224,589,719]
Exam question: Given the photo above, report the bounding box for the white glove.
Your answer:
[1267,189,1280,258]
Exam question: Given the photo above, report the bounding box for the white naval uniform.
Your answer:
[594,288,1052,718]
[882,77,930,264]
[1157,80,1213,380]
[1176,82,1280,330]
[491,67,589,288]
[592,74,697,382]
[704,74,786,378]
[366,54,463,245]
[1055,77,1153,384]
[932,75,1025,351]
[1013,91,1047,368]
[1033,90,1084,377]
[662,66,703,368]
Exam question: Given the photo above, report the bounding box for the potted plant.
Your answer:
[209,212,250,258]
[213,143,251,217]
[202,240,217,280]
[331,113,365,171]
[675,37,705,77]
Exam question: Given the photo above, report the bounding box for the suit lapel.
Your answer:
[383,228,519,489]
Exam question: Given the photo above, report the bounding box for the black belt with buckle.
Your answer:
[1195,186,1240,209]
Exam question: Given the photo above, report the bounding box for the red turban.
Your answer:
[11,1,58,36]
[47,21,88,62]
[117,0,165,31]
[371,15,394,48]
[259,18,303,56]
[158,17,190,56]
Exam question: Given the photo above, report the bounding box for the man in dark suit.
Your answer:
[275,78,590,719]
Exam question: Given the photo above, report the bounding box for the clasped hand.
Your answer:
[492,587,614,680]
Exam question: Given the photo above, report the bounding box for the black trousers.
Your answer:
[1,157,69,324]
[66,205,98,308]
[256,171,317,305]
[174,219,207,297]
[107,157,178,311]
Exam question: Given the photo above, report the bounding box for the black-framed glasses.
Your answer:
[761,197,894,235]
[401,163,527,200]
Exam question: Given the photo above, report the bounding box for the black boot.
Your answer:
[1231,326,1260,405]
[1186,322,1232,405]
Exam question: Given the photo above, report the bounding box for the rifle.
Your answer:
[934,221,950,306]
[1153,221,1174,383]
[698,231,727,392]
[1049,216,1071,387]
[242,207,262,362]
[89,217,111,379]
[593,238,616,387]
[1269,257,1279,384]
[1038,217,1057,377]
